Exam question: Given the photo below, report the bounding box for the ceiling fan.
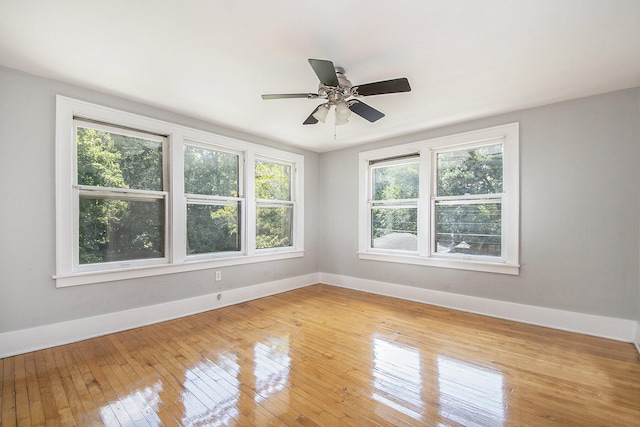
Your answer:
[262,59,411,125]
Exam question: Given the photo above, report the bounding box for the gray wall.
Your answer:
[1,64,639,336]
[320,87,640,320]
[0,66,321,333]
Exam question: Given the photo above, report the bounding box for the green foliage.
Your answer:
[186,204,240,254]
[255,161,291,200]
[76,127,164,264]
[373,162,419,201]
[77,128,126,188]
[255,161,293,249]
[77,129,297,260]
[437,145,503,196]
[184,146,238,196]
[256,206,292,249]
[371,162,419,241]
[184,146,242,254]
[370,147,503,256]
[435,145,503,255]
[435,203,501,255]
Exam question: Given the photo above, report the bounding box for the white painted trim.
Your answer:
[0,273,319,359]
[319,273,637,343]
[634,321,640,355]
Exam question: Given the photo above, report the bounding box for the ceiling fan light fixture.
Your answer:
[335,101,351,125]
[312,104,330,123]
[335,101,351,117]
[335,115,349,126]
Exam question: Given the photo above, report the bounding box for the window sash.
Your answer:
[255,159,293,202]
[73,119,169,271]
[74,189,169,272]
[255,199,295,250]
[185,199,243,257]
[183,142,243,198]
[431,140,505,261]
[432,197,503,259]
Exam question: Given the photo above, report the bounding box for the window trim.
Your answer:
[358,123,519,275]
[55,96,304,287]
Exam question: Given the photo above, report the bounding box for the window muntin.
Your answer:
[184,143,243,256]
[369,159,419,252]
[74,120,167,268]
[433,143,504,258]
[255,160,294,249]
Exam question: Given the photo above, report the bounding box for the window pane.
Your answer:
[77,126,163,191]
[371,207,417,251]
[186,203,240,254]
[184,145,239,197]
[256,205,292,249]
[373,162,419,201]
[437,144,503,196]
[435,202,501,256]
[255,161,291,201]
[79,197,165,264]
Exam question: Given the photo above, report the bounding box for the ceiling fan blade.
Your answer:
[262,93,317,100]
[354,77,411,96]
[303,106,320,125]
[308,59,339,87]
[349,100,385,122]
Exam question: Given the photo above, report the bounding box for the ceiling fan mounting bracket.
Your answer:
[316,66,357,105]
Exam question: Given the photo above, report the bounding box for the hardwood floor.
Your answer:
[1,284,639,426]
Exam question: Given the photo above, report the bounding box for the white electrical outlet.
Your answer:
[215,271,222,281]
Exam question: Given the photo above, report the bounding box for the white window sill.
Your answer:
[358,252,520,275]
[54,250,305,287]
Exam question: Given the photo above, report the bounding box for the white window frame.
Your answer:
[368,155,420,254]
[254,155,298,253]
[73,119,169,272]
[183,140,245,260]
[358,123,519,275]
[55,96,304,287]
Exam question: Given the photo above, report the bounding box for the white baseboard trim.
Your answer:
[320,273,638,344]
[3,272,637,359]
[0,273,319,359]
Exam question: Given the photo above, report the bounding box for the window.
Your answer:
[369,157,419,252]
[55,96,304,287]
[184,143,243,256]
[359,123,519,274]
[255,159,295,250]
[74,120,168,271]
[433,143,503,258]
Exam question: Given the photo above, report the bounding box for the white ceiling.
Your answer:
[1,1,639,153]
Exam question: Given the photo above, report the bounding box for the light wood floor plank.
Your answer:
[1,284,639,426]
[12,354,31,426]
[1,357,17,427]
